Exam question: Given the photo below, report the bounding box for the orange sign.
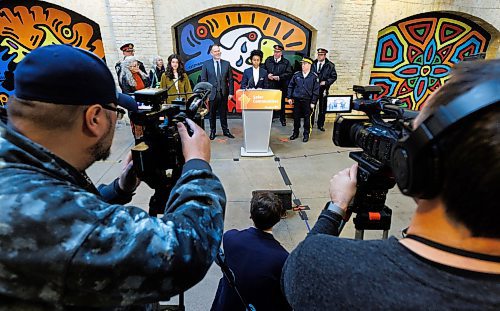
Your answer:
[236,89,282,110]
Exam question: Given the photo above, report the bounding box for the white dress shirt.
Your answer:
[252,67,259,87]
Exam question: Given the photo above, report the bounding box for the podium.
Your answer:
[236,89,281,157]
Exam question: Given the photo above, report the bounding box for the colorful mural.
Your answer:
[0,0,105,106]
[175,7,312,113]
[369,13,491,110]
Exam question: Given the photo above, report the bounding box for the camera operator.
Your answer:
[282,59,500,310]
[0,45,226,309]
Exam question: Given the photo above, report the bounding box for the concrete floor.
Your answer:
[87,117,415,310]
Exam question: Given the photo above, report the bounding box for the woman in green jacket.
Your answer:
[160,54,193,104]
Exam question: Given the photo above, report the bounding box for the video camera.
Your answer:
[129,82,211,216]
[333,85,418,237]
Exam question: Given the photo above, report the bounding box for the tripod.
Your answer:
[349,152,395,240]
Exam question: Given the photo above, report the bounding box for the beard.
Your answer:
[89,113,115,163]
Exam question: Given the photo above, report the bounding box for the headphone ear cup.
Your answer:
[391,141,412,195]
[392,138,442,199]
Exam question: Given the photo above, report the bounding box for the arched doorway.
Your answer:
[369,12,493,110]
[174,7,313,114]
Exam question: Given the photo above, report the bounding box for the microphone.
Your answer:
[164,76,182,98]
[192,82,213,102]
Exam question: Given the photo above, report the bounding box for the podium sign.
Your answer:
[237,89,280,157]
[236,89,282,110]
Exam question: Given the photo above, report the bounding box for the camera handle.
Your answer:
[349,152,395,240]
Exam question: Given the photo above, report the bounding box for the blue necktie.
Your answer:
[216,61,221,79]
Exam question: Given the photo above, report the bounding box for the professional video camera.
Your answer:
[129,82,211,216]
[333,85,418,238]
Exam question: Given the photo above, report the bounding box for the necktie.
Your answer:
[216,61,222,87]
[318,63,322,72]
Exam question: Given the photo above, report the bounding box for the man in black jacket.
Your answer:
[201,44,235,140]
[211,191,291,311]
[312,48,337,131]
[264,45,293,126]
[287,56,319,143]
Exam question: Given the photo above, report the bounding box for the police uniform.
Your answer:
[114,43,146,78]
[287,56,320,142]
[312,48,338,131]
[263,44,293,126]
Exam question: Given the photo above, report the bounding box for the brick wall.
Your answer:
[43,0,500,96]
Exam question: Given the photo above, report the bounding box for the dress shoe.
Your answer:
[303,135,309,142]
[281,121,286,126]
[209,131,216,140]
[289,134,298,140]
[223,131,235,139]
[318,127,325,132]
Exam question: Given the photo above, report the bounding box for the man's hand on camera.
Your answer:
[329,163,358,211]
[177,118,210,163]
[118,152,141,193]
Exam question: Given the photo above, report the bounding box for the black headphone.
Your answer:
[391,79,500,199]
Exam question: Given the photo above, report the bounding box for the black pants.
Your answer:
[292,98,312,136]
[209,90,229,132]
[311,88,327,127]
[279,86,288,123]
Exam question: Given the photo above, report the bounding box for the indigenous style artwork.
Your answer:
[0,0,105,106]
[175,7,312,113]
[369,13,491,110]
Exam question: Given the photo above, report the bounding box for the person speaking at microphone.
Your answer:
[160,54,193,104]
[241,50,269,90]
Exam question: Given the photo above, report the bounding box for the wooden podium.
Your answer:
[236,89,281,157]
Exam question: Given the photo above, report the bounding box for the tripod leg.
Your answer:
[382,230,389,240]
[355,229,364,240]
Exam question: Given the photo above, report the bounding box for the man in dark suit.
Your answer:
[241,50,268,89]
[211,191,291,311]
[312,48,337,131]
[263,45,293,126]
[201,44,235,140]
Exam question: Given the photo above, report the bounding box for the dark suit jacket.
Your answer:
[241,67,269,89]
[201,59,234,101]
[211,228,291,311]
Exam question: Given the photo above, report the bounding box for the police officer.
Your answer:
[312,48,337,131]
[264,44,293,126]
[287,56,319,142]
[115,43,146,78]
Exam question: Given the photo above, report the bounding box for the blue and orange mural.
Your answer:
[175,7,312,113]
[369,13,491,110]
[0,0,105,106]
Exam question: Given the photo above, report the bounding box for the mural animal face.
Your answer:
[218,27,262,71]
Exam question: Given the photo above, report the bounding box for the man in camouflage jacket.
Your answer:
[0,45,226,310]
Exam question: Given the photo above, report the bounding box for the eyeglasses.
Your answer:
[102,105,126,120]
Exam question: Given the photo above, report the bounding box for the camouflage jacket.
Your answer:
[0,121,226,310]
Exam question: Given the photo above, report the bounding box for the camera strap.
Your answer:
[405,234,500,263]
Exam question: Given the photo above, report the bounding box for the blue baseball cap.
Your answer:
[14,44,137,111]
